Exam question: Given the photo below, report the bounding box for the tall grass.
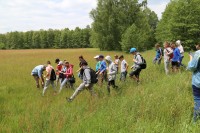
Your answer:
[0,48,200,132]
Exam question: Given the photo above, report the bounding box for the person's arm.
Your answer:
[100,62,106,74]
[187,53,199,72]
[84,69,91,85]
[166,48,173,55]
[38,70,44,85]
[108,64,117,75]
[125,62,129,71]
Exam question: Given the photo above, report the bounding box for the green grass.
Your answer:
[0,48,200,132]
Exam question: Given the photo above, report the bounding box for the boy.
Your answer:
[96,55,107,87]
[153,44,163,65]
[129,48,143,83]
[119,55,129,81]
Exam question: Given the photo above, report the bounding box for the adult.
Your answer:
[59,61,73,93]
[171,42,181,73]
[176,40,185,67]
[187,43,200,122]
[67,61,95,102]
[153,43,163,65]
[105,56,118,93]
[163,42,173,75]
[129,48,143,83]
[31,65,46,88]
[96,55,107,87]
[42,61,56,96]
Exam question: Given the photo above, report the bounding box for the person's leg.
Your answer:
[88,84,96,96]
[158,58,162,65]
[107,81,111,93]
[51,81,57,94]
[59,78,68,93]
[43,80,50,96]
[192,85,200,122]
[98,73,103,87]
[153,57,157,64]
[56,75,59,87]
[164,61,169,75]
[120,72,125,81]
[33,75,39,88]
[111,80,118,89]
[69,83,85,100]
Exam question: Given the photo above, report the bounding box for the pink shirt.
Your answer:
[46,65,53,80]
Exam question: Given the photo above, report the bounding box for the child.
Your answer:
[129,48,143,83]
[105,56,118,93]
[119,55,129,81]
[153,44,163,65]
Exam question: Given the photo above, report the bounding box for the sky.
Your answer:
[0,0,170,33]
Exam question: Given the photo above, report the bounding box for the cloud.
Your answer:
[0,0,97,33]
[148,0,170,19]
[0,0,170,33]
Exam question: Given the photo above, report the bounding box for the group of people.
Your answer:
[30,41,200,122]
[31,47,146,101]
[153,40,185,74]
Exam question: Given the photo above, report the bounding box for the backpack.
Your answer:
[136,54,147,69]
[159,48,164,56]
[50,69,56,81]
[85,68,98,84]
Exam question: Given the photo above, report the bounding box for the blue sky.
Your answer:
[0,0,170,33]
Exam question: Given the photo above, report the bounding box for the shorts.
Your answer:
[129,68,141,77]
[171,61,180,68]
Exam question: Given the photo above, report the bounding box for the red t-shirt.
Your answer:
[56,65,62,75]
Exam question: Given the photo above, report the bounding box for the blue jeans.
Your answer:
[192,85,200,122]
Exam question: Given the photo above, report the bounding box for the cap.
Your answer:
[94,55,99,59]
[99,55,104,58]
[130,48,137,53]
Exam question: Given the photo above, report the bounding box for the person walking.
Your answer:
[94,55,101,72]
[129,48,143,83]
[96,55,107,87]
[105,56,118,94]
[114,55,120,73]
[187,43,200,122]
[153,43,163,65]
[176,40,185,67]
[55,58,63,87]
[171,42,181,73]
[67,61,95,102]
[31,65,46,88]
[163,42,173,75]
[42,61,56,96]
[59,61,73,93]
[119,55,129,81]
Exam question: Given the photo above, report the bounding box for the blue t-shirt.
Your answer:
[99,60,107,73]
[188,50,200,88]
[31,65,44,78]
[172,48,181,62]
[155,48,162,59]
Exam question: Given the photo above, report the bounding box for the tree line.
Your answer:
[1,0,200,51]
[0,27,91,49]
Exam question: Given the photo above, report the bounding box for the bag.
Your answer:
[59,73,66,79]
[85,68,98,84]
[160,48,164,56]
[136,54,147,69]
[69,75,76,84]
[50,69,56,81]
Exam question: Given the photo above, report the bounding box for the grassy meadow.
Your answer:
[0,48,200,132]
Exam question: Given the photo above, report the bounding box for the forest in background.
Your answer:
[0,0,200,51]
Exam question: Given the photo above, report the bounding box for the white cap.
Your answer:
[94,55,99,59]
[105,55,112,62]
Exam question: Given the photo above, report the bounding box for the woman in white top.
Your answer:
[163,42,173,75]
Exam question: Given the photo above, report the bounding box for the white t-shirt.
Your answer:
[121,59,127,72]
[115,59,120,67]
[178,45,184,56]
[164,47,173,62]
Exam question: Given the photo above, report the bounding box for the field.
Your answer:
[0,48,200,132]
